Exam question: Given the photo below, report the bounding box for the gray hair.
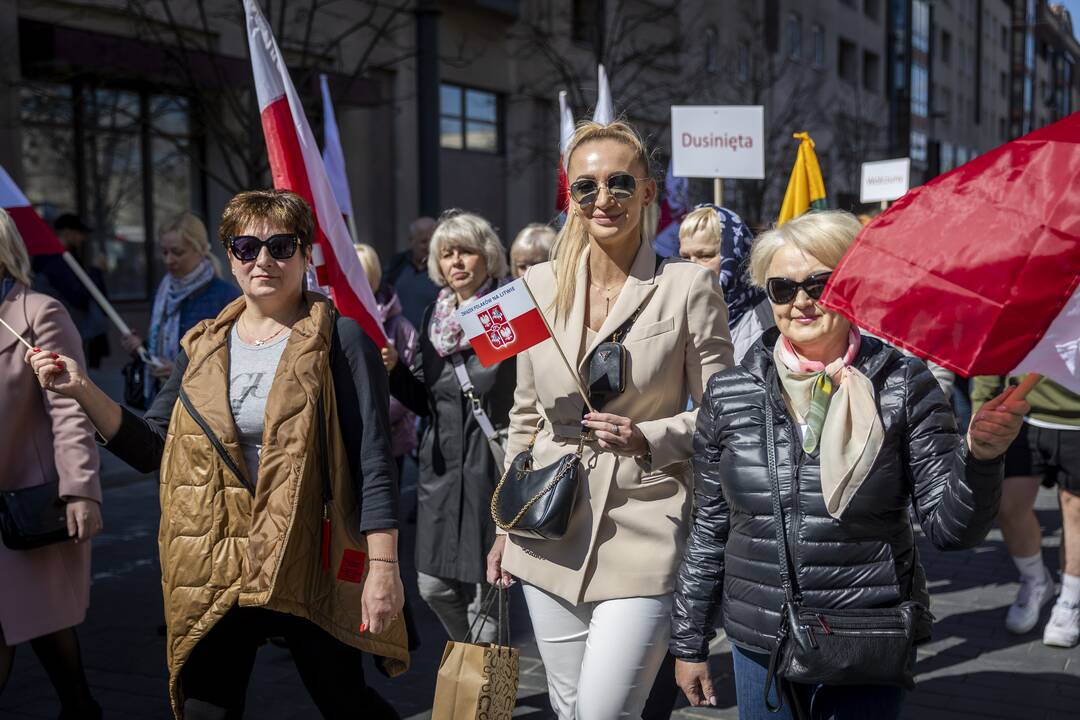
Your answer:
[749,210,862,288]
[510,223,556,257]
[427,210,509,287]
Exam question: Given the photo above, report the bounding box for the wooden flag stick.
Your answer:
[1011,373,1043,402]
[0,316,34,351]
[522,278,596,414]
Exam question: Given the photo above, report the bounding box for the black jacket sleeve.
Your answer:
[101,351,188,474]
[333,317,399,532]
[670,378,731,661]
[905,359,1004,550]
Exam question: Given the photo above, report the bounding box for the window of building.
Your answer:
[812,24,825,69]
[1001,24,1008,52]
[838,37,857,85]
[999,116,1007,139]
[911,63,929,116]
[863,50,881,93]
[910,130,928,162]
[440,83,499,153]
[19,81,200,300]
[704,25,719,73]
[956,146,968,165]
[737,41,751,83]
[940,30,952,64]
[1000,70,1008,96]
[941,141,954,171]
[912,0,930,53]
[864,0,881,21]
[572,0,604,47]
[787,13,802,60]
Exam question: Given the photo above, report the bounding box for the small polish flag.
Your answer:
[0,165,64,256]
[456,279,551,367]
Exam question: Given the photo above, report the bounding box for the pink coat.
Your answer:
[0,283,101,645]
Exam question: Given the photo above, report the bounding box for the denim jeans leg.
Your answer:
[731,645,796,720]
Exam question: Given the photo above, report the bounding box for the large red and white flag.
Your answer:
[556,91,575,213]
[0,165,63,256]
[456,279,551,367]
[822,111,1080,393]
[320,74,355,224]
[593,64,613,125]
[245,0,385,345]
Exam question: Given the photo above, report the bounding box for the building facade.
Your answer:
[2,0,1077,304]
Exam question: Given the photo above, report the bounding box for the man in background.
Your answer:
[383,216,437,330]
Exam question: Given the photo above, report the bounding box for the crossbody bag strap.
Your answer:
[450,353,506,468]
[764,394,797,605]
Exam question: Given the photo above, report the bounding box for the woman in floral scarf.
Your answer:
[381,210,514,644]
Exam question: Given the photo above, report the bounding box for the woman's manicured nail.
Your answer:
[359,623,367,633]
[51,353,59,359]
[56,362,65,369]
[32,347,40,352]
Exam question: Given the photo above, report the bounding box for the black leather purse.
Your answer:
[491,420,583,540]
[762,392,925,718]
[122,357,148,409]
[0,481,70,550]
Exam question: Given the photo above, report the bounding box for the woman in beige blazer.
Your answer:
[0,209,103,719]
[486,121,734,718]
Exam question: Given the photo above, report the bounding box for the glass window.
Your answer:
[941,142,954,171]
[738,42,751,83]
[704,26,718,73]
[912,0,930,53]
[863,50,881,93]
[787,14,801,60]
[912,63,929,117]
[812,24,825,69]
[440,83,500,153]
[572,0,604,46]
[910,130,928,162]
[941,30,952,64]
[18,84,77,220]
[838,37,857,84]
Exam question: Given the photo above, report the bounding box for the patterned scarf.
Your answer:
[774,329,884,519]
[429,278,496,357]
[147,258,214,362]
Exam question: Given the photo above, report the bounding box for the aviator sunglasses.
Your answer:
[569,172,649,206]
[228,234,300,263]
[765,271,832,305]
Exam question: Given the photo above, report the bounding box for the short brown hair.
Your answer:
[218,190,315,251]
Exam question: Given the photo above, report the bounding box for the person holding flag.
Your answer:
[26,191,407,719]
[485,120,734,718]
[381,210,514,646]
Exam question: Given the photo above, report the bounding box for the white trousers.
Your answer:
[521,584,672,720]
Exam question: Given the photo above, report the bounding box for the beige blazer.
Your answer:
[0,283,101,645]
[501,238,733,604]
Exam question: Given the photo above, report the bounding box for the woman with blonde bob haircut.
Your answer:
[485,121,734,718]
[672,210,1026,718]
[383,209,514,646]
[510,223,556,278]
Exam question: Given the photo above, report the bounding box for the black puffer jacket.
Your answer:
[670,329,1004,661]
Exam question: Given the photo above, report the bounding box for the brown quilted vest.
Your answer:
[158,295,409,716]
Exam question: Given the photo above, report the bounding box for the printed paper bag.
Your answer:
[431,640,518,719]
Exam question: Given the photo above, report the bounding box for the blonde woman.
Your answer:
[485,121,734,718]
[671,211,1025,718]
[0,209,103,719]
[121,213,239,403]
[381,211,513,645]
[510,223,556,278]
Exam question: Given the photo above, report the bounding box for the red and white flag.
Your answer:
[593,64,613,125]
[319,75,354,224]
[456,279,551,367]
[245,0,385,345]
[0,165,63,256]
[556,90,575,213]
[822,111,1080,394]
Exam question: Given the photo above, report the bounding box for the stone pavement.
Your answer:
[1,363,1076,718]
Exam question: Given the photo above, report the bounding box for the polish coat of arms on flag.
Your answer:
[457,279,551,366]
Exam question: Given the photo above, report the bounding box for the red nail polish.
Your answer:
[359,623,367,633]
[51,353,59,359]
[56,362,65,369]
[32,347,40,352]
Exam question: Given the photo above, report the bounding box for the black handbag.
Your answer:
[0,481,70,550]
[491,420,583,540]
[762,391,925,718]
[122,357,148,410]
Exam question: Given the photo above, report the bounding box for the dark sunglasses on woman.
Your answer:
[229,234,299,263]
[765,271,832,305]
[569,173,649,206]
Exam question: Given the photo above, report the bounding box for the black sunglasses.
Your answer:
[569,173,647,205]
[228,234,299,263]
[765,272,832,305]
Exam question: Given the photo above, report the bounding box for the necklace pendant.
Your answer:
[254,339,264,347]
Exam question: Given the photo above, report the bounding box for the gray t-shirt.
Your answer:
[229,324,290,481]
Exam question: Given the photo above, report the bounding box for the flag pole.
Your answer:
[0,316,34,351]
[59,252,135,337]
[522,278,596,414]
[1012,373,1042,402]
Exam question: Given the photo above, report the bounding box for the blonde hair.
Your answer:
[550,120,654,320]
[427,210,508,287]
[0,208,32,286]
[678,206,721,244]
[510,223,555,265]
[162,212,221,276]
[354,243,382,292]
[749,210,861,288]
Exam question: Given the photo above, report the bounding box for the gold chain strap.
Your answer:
[490,422,584,531]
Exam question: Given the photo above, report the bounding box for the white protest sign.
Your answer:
[671,106,765,179]
[860,158,911,203]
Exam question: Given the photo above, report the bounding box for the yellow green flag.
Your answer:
[777,132,827,225]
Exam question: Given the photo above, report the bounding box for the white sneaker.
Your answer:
[1005,567,1054,634]
[1043,599,1080,648]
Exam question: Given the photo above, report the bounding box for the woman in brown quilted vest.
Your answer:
[26,190,408,720]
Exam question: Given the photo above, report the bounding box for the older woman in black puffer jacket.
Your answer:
[670,211,1026,720]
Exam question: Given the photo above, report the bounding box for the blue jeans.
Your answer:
[731,645,905,720]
